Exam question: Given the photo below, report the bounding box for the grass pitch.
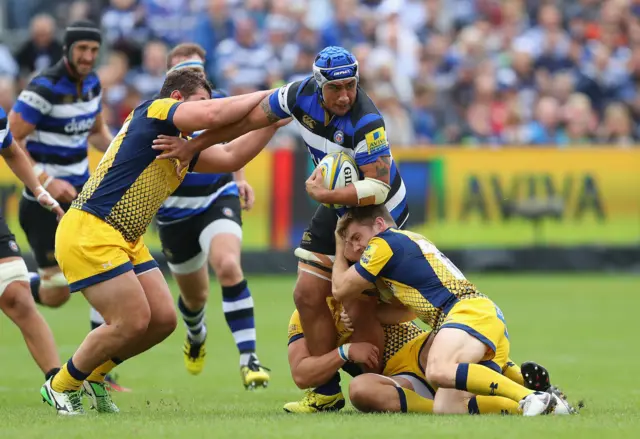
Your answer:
[1,274,639,438]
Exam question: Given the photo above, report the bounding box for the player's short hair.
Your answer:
[158,69,212,99]
[337,205,395,238]
[167,43,206,69]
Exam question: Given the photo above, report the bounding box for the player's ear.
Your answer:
[170,90,183,101]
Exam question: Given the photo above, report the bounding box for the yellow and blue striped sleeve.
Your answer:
[354,236,394,283]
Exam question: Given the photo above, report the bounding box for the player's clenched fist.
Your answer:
[345,342,379,370]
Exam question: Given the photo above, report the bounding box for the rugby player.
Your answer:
[0,107,63,382]
[153,46,409,411]
[8,21,115,366]
[41,69,289,415]
[287,264,557,415]
[156,44,269,387]
[331,205,574,416]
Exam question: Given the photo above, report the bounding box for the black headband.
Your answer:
[64,21,102,48]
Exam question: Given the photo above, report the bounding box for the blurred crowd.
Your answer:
[1,0,640,147]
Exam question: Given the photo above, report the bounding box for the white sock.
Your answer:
[240,353,255,367]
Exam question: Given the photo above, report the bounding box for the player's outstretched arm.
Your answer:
[0,141,64,220]
[288,338,378,389]
[154,91,286,166]
[190,118,291,174]
[170,89,275,142]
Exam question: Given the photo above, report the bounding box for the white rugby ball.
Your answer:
[316,152,358,209]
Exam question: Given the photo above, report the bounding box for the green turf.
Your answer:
[1,274,639,438]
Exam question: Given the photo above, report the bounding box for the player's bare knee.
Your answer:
[425,359,452,388]
[181,288,208,310]
[150,307,178,338]
[349,377,378,413]
[40,286,70,308]
[211,253,242,285]
[0,282,36,322]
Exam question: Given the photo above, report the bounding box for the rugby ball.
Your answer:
[316,152,358,209]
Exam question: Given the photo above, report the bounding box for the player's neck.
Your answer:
[63,58,86,82]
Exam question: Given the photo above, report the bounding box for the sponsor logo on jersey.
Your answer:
[365,127,388,154]
[302,115,316,130]
[333,130,344,145]
[361,242,377,265]
[64,117,96,134]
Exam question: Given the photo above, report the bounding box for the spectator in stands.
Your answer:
[193,0,236,84]
[125,40,167,101]
[0,77,17,114]
[527,96,566,145]
[372,83,415,146]
[598,102,637,146]
[215,14,279,90]
[562,93,598,146]
[319,0,364,49]
[0,44,19,78]
[14,14,63,82]
[102,0,149,47]
[411,83,439,144]
[265,14,298,83]
[142,0,201,47]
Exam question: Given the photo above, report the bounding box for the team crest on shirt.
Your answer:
[8,240,19,253]
[365,127,387,154]
[302,115,316,130]
[333,130,344,145]
[222,207,234,218]
[361,243,377,265]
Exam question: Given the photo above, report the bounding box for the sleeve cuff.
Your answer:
[355,263,377,283]
[288,333,304,345]
[268,90,290,119]
[167,101,182,124]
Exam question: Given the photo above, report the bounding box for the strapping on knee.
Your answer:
[38,270,69,289]
[0,259,29,297]
[294,247,334,281]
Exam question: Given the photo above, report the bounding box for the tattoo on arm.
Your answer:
[260,96,281,124]
[375,156,391,179]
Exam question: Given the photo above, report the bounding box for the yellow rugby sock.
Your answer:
[51,359,88,392]
[396,387,434,413]
[456,363,531,403]
[86,359,118,383]
[502,359,524,386]
[468,396,521,415]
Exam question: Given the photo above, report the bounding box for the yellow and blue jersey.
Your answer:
[71,98,196,242]
[355,228,486,331]
[287,297,426,366]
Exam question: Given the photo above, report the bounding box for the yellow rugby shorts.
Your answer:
[383,331,435,398]
[55,208,157,293]
[440,297,511,373]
